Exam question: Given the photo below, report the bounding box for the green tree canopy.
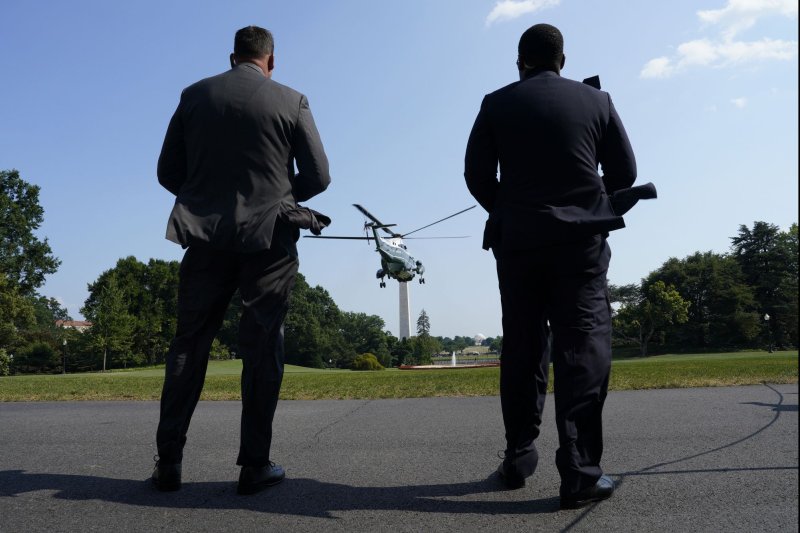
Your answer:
[489,336,503,353]
[82,273,134,370]
[648,252,759,349]
[284,273,354,368]
[416,309,430,336]
[0,274,36,352]
[0,170,60,296]
[82,257,179,367]
[31,295,71,331]
[612,280,690,356]
[340,312,390,367]
[351,352,384,371]
[731,222,798,348]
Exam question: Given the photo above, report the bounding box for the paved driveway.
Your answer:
[1,384,797,532]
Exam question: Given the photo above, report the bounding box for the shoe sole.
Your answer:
[152,478,181,492]
[560,492,612,510]
[236,475,285,495]
[498,472,525,490]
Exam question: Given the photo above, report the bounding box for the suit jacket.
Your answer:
[158,63,331,252]
[464,69,636,251]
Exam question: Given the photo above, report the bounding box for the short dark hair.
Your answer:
[518,24,563,68]
[234,26,274,58]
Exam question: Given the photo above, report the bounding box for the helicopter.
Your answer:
[305,204,476,287]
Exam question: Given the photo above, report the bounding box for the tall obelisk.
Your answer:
[398,281,411,340]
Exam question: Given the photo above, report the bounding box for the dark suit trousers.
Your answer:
[156,235,298,467]
[496,235,611,496]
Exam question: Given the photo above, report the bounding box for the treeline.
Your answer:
[1,170,71,375]
[2,168,795,374]
[0,169,474,374]
[610,221,798,355]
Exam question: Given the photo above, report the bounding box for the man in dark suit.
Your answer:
[153,25,330,495]
[464,23,636,509]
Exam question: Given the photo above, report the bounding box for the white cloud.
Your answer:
[640,0,798,79]
[731,96,748,107]
[486,0,561,26]
[698,0,797,39]
[640,57,675,79]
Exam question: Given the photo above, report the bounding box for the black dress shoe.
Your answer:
[151,461,181,492]
[497,459,525,490]
[560,475,614,509]
[237,462,285,495]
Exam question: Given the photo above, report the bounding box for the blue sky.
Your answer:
[1,0,797,338]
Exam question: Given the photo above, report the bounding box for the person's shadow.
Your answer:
[0,470,560,517]
[740,401,798,412]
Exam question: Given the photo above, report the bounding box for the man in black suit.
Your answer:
[153,25,330,495]
[464,24,636,509]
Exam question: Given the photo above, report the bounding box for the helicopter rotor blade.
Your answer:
[303,235,373,240]
[401,205,477,238]
[353,204,398,237]
[402,236,470,240]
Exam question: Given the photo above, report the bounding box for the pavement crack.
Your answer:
[312,400,372,442]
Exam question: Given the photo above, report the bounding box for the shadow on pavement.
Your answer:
[0,470,560,517]
[740,401,798,412]
[560,384,797,533]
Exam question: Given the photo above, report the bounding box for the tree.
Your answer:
[410,335,442,365]
[731,222,798,348]
[452,336,471,353]
[416,309,431,336]
[351,353,384,371]
[647,252,760,349]
[612,281,689,356]
[340,312,391,367]
[284,273,354,368]
[0,274,36,353]
[82,274,134,370]
[12,341,60,374]
[410,310,438,364]
[490,336,503,353]
[777,224,799,346]
[0,170,60,296]
[0,349,10,376]
[83,257,179,365]
[209,338,230,360]
[30,295,71,330]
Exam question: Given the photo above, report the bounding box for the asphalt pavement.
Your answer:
[1,384,797,532]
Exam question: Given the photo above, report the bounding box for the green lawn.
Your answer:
[110,362,345,377]
[0,351,796,402]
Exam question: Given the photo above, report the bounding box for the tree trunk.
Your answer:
[641,326,656,357]
[637,325,646,357]
[103,347,107,372]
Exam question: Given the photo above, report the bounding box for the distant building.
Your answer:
[473,333,486,346]
[55,320,92,333]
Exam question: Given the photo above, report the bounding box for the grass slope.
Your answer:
[0,351,796,402]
